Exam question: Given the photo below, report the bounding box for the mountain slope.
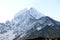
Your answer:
[25,16,60,39]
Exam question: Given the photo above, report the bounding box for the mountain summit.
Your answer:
[12,8,45,25]
[14,8,45,19]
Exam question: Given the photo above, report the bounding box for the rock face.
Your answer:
[0,8,60,40]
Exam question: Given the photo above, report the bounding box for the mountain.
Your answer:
[11,8,45,37]
[0,8,60,40]
[12,8,60,40]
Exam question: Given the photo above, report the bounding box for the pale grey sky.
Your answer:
[0,0,60,23]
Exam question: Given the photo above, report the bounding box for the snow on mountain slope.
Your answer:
[0,30,16,40]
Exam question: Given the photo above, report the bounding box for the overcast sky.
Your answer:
[0,0,60,23]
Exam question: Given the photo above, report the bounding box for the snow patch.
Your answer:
[36,27,42,31]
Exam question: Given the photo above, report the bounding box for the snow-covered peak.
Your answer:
[29,8,45,19]
[11,8,47,27]
[14,8,45,19]
[12,8,45,25]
